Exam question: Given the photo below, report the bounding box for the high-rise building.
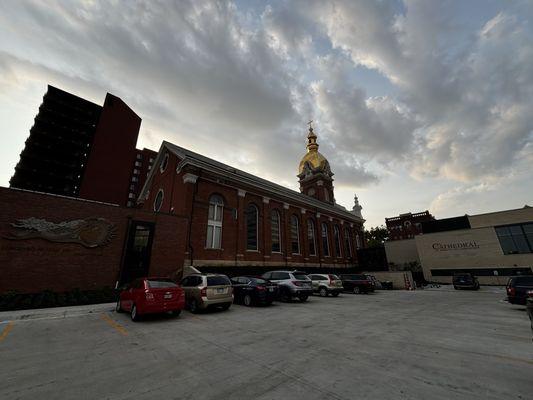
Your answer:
[10,85,102,197]
[10,85,148,206]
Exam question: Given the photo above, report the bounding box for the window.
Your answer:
[344,227,352,258]
[321,223,330,257]
[271,272,290,280]
[206,195,224,249]
[207,275,231,286]
[324,189,329,202]
[495,224,533,254]
[291,215,300,254]
[160,152,169,173]
[307,219,317,256]
[153,189,163,212]
[334,225,342,257]
[356,234,361,249]
[271,210,281,253]
[308,188,315,196]
[246,204,258,250]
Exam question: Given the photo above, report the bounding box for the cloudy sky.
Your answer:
[1,0,532,227]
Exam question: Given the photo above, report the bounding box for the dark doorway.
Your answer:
[120,221,155,284]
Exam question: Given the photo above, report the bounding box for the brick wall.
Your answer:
[0,187,186,294]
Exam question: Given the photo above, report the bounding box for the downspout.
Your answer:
[187,173,200,267]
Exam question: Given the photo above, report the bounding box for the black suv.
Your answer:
[452,273,479,290]
[506,275,533,305]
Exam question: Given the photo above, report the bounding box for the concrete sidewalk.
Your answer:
[0,302,116,322]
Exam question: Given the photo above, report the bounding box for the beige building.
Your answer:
[415,206,533,285]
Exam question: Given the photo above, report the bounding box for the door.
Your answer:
[120,221,155,285]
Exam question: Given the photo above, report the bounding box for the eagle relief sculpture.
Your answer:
[6,217,116,248]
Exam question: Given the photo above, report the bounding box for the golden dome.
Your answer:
[298,124,330,175]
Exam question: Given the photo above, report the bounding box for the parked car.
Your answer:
[231,276,278,306]
[262,270,313,302]
[506,275,533,305]
[180,273,233,313]
[116,277,185,321]
[308,274,343,297]
[452,273,480,290]
[527,290,533,336]
[339,274,373,294]
[364,274,380,291]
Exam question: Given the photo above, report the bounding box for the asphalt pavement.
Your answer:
[1,287,531,400]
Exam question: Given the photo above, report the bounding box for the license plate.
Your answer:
[217,288,226,294]
[164,294,172,299]
[268,288,274,292]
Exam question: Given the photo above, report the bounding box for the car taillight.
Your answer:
[145,291,154,300]
[256,286,266,291]
[507,287,516,296]
[527,290,533,298]
[200,287,207,297]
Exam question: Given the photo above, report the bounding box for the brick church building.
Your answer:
[137,125,365,274]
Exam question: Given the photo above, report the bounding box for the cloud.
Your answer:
[1,0,532,223]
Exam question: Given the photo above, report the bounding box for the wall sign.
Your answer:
[432,241,480,251]
[5,217,116,248]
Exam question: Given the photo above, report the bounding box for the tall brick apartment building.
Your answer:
[9,85,156,207]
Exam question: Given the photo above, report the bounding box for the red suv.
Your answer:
[116,277,185,321]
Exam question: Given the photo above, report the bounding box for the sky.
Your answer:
[0,0,532,228]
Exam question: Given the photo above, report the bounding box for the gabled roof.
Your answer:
[138,141,364,223]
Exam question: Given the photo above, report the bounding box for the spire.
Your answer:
[352,194,363,219]
[306,120,318,153]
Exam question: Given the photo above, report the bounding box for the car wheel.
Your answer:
[353,286,361,294]
[298,295,308,302]
[172,310,181,317]
[244,294,253,307]
[220,303,231,311]
[115,299,123,313]
[453,285,458,290]
[130,304,139,322]
[331,292,340,297]
[319,287,328,297]
[189,299,199,314]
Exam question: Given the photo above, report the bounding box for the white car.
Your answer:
[308,274,344,297]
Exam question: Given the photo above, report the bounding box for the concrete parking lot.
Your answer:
[1,287,532,400]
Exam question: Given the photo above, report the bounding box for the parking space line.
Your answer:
[100,314,128,336]
[0,322,14,342]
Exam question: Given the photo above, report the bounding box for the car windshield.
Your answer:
[293,273,310,280]
[207,276,231,286]
[147,279,178,288]
[515,276,533,285]
[328,274,340,280]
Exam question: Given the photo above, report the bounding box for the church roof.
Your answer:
[138,141,363,223]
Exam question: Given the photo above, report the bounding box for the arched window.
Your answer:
[344,227,352,258]
[290,215,300,254]
[206,194,224,249]
[246,204,258,250]
[356,233,361,249]
[153,189,164,212]
[321,223,330,257]
[271,210,281,253]
[334,225,342,257]
[307,219,317,256]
